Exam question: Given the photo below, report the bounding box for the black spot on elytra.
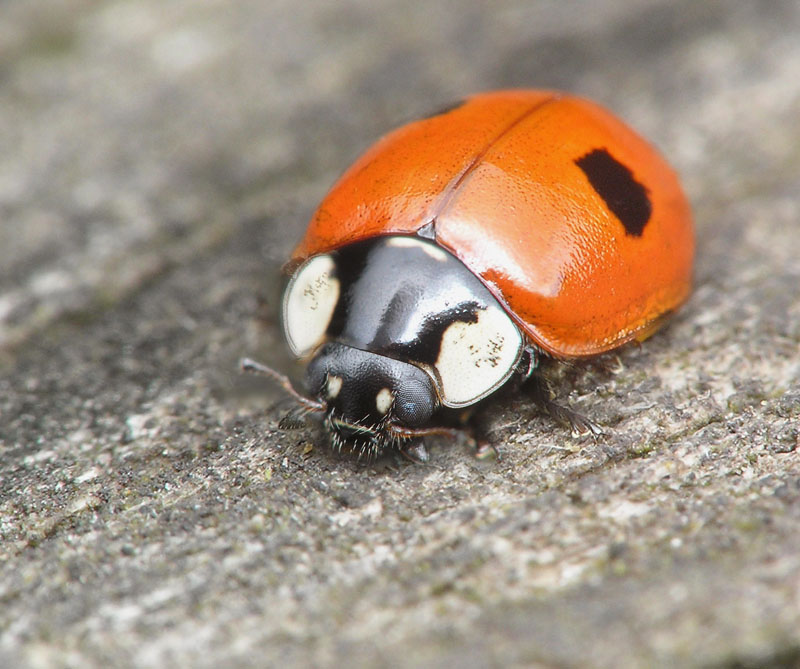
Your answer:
[575,148,652,237]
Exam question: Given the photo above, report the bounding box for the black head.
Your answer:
[305,342,438,458]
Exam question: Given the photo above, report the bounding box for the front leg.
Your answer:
[400,438,430,463]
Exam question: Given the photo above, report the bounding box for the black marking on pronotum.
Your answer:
[325,240,372,339]
[383,301,481,366]
[575,148,652,237]
[368,291,419,353]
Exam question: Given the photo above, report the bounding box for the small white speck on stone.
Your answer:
[75,467,101,484]
[597,500,652,523]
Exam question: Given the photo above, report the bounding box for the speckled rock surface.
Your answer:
[1,1,799,667]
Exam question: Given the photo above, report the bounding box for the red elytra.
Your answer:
[290,90,693,358]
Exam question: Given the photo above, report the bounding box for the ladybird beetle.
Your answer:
[243,90,693,462]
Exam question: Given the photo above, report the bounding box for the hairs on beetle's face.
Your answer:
[304,344,439,459]
[323,407,402,460]
[241,355,461,461]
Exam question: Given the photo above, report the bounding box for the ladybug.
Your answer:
[243,90,693,462]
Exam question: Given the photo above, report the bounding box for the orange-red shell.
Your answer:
[291,90,693,358]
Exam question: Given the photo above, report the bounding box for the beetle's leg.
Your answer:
[459,403,501,460]
[278,406,312,430]
[473,439,500,460]
[389,424,464,464]
[518,345,539,381]
[527,374,605,437]
[400,438,430,463]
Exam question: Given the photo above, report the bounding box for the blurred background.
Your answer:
[4,0,796,353]
[2,1,799,667]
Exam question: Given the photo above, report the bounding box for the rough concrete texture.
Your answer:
[1,1,799,667]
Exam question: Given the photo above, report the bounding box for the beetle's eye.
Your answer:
[393,378,436,427]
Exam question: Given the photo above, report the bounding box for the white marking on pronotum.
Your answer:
[283,254,339,357]
[375,387,394,415]
[387,236,448,262]
[326,375,343,399]
[434,304,522,407]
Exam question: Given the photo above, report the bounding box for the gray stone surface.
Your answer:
[1,1,799,667]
